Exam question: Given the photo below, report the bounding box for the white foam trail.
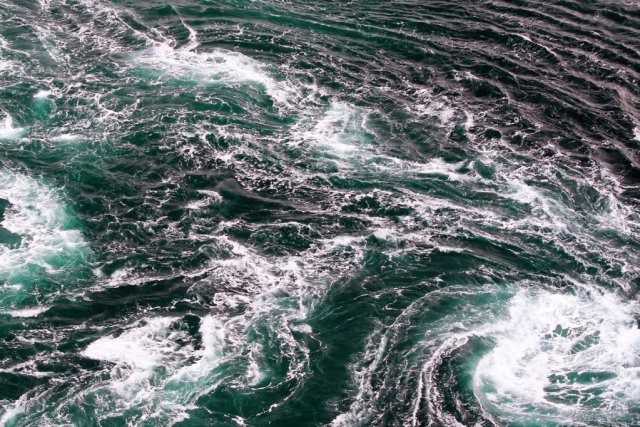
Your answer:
[196,189,222,199]
[33,26,69,66]
[82,316,194,407]
[183,231,370,411]
[0,115,26,140]
[473,289,640,424]
[5,306,49,318]
[331,285,500,427]
[595,193,635,234]
[507,179,545,205]
[133,44,292,103]
[331,330,388,427]
[173,6,198,51]
[480,159,640,292]
[634,127,640,142]
[0,171,89,277]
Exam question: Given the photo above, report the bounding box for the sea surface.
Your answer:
[0,0,639,426]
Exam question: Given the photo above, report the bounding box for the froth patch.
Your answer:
[187,190,222,210]
[0,393,27,426]
[292,102,482,182]
[473,289,640,424]
[4,306,49,318]
[83,317,185,370]
[50,134,82,142]
[176,315,226,379]
[0,171,89,279]
[79,315,227,422]
[294,102,373,154]
[0,115,26,140]
[132,44,292,103]
[33,90,52,99]
[413,88,456,123]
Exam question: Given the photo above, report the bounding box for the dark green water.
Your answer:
[0,0,639,425]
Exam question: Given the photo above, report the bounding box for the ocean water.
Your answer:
[0,0,639,426]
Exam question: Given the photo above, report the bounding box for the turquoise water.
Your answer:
[0,0,639,425]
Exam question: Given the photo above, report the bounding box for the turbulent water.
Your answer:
[0,0,639,425]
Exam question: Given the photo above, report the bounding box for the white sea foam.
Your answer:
[294,102,371,153]
[473,289,640,424]
[186,199,209,210]
[516,33,558,58]
[0,38,13,73]
[292,101,481,183]
[33,89,52,99]
[133,44,292,103]
[0,171,88,278]
[82,316,193,407]
[5,306,49,318]
[0,115,26,140]
[33,26,69,66]
[171,315,226,381]
[187,190,222,210]
[463,109,475,130]
[330,329,388,427]
[413,89,456,123]
[50,134,82,142]
[83,317,182,371]
[506,179,545,205]
[415,158,470,180]
[80,315,227,423]
[504,179,571,232]
[196,189,222,199]
[634,127,640,142]
[0,393,27,426]
[193,230,368,398]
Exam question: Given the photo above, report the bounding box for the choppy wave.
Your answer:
[0,0,639,425]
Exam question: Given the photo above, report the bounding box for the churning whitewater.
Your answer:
[0,0,639,426]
